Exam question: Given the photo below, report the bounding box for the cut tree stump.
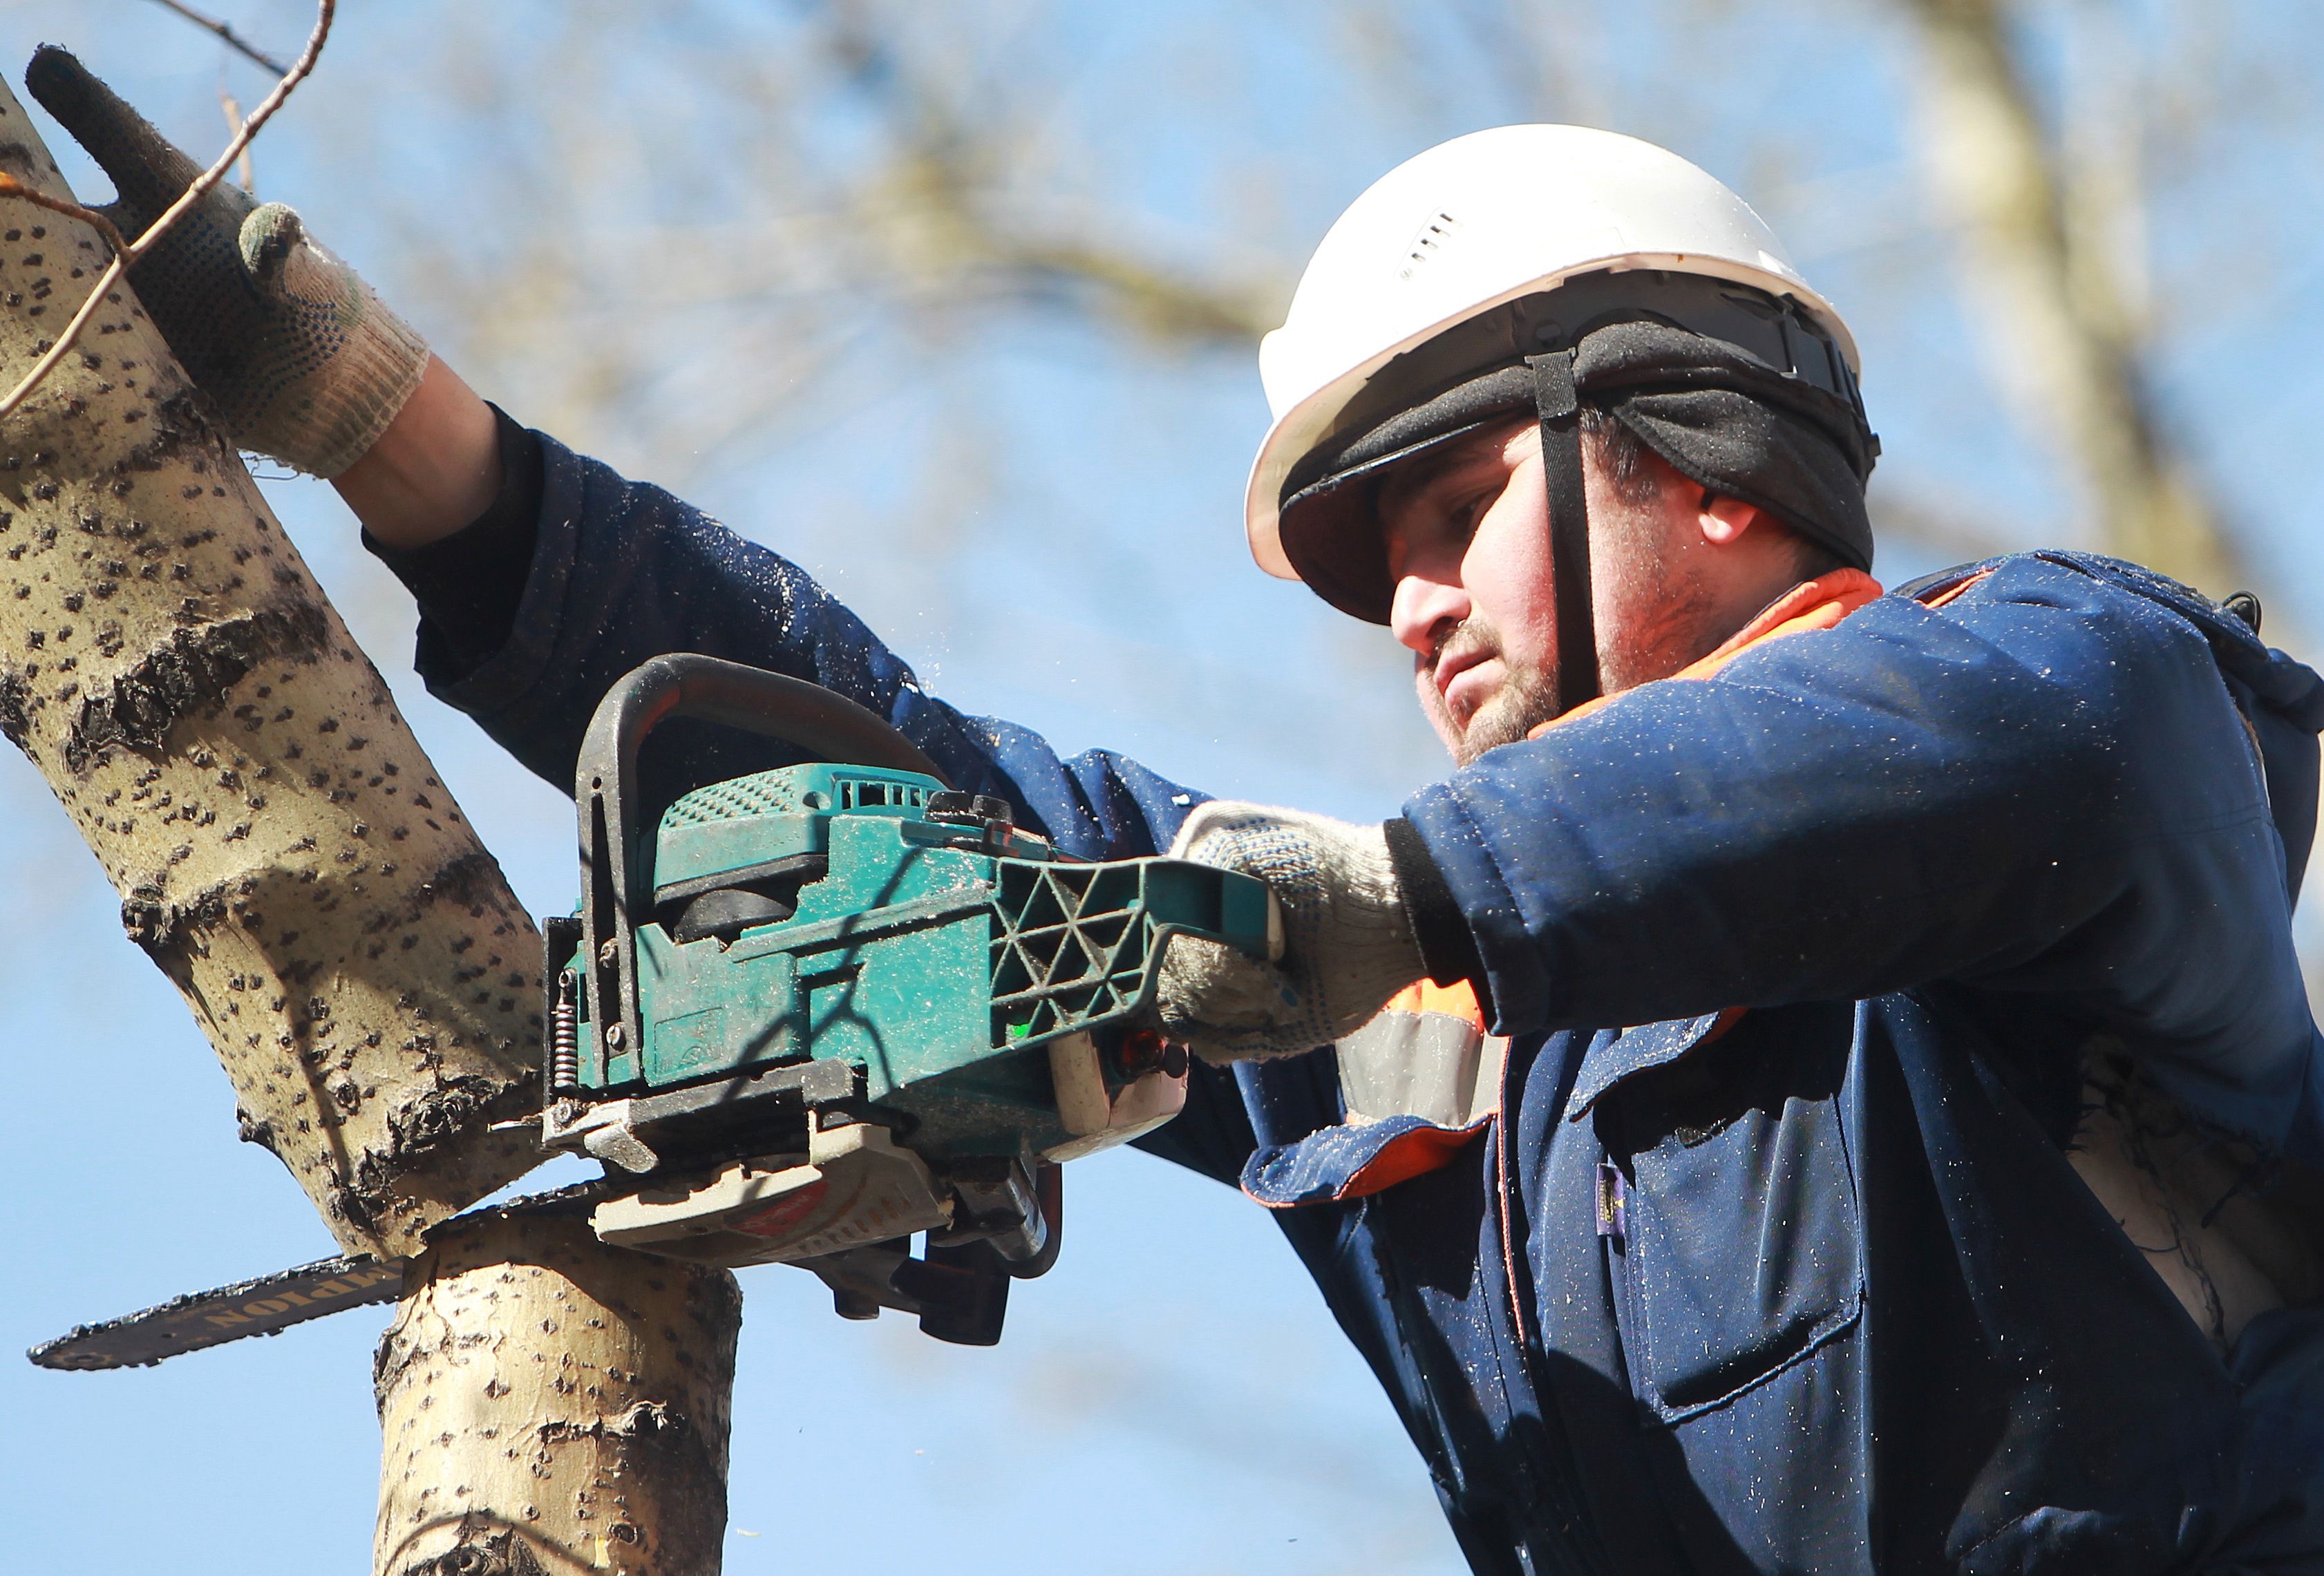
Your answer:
[374,1211,741,1576]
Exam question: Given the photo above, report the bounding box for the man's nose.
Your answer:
[1390,571,1470,658]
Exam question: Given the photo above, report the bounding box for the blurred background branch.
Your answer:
[144,0,288,75]
[1893,0,2243,594]
[810,0,1283,348]
[292,0,2287,596]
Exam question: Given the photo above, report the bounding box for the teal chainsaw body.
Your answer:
[537,655,1275,1342]
[565,759,1265,1155]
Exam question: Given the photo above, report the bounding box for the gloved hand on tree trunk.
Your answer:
[1158,801,1428,1063]
[26,46,428,477]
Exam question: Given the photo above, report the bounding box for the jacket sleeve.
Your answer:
[1401,553,2324,1158]
[393,427,1275,1181]
[408,428,1202,863]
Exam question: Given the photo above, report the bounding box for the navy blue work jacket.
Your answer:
[404,430,2324,1575]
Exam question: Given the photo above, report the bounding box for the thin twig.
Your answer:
[0,176,130,256]
[130,0,331,262]
[145,0,292,77]
[0,0,333,423]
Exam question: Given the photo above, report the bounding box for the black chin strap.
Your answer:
[1527,350,1598,717]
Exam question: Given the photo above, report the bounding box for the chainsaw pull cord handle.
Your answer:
[571,654,954,1079]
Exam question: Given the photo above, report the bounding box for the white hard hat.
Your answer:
[1245,124,1860,585]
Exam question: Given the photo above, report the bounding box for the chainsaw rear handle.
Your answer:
[571,654,954,1082]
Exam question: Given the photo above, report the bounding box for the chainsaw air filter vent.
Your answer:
[990,862,1150,1046]
[838,777,929,811]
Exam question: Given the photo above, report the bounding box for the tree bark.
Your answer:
[0,67,744,1570]
[0,79,540,1258]
[1896,0,2243,594]
[373,1211,741,1576]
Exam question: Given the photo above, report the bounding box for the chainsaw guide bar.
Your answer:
[28,1182,606,1372]
[28,1175,1035,1368]
[30,1255,406,1371]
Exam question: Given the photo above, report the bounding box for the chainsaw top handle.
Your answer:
[573,654,955,1081]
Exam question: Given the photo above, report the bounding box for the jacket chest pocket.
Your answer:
[1578,1003,1863,1422]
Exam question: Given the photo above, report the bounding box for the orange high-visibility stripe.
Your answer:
[1529,567,1885,738]
[1381,977,1489,1027]
[1916,567,1994,610]
[1332,1121,1495,1202]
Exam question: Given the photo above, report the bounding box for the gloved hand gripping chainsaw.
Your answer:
[1156,800,1430,1062]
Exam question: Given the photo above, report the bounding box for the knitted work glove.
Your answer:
[1158,801,1426,1063]
[27,47,428,477]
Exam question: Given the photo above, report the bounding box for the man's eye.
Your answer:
[1447,487,1493,542]
[1383,475,1496,571]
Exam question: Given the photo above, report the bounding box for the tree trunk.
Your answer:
[1896,0,2244,595]
[0,79,540,1259]
[373,1211,741,1576]
[0,71,742,1570]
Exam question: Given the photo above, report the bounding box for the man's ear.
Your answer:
[1697,491,1765,546]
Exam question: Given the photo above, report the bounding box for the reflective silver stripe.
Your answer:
[1337,1009,1493,1129]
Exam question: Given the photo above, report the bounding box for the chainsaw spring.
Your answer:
[550,972,580,1093]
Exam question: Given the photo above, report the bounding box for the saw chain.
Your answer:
[27,1181,605,1371]
[29,1176,1015,1369]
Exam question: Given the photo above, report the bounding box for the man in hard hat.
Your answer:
[37,50,2324,1576]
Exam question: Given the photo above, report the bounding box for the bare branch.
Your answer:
[1892,0,2243,594]
[0,0,334,423]
[803,7,1281,353]
[220,89,254,193]
[143,0,292,77]
[998,234,1277,344]
[0,174,129,255]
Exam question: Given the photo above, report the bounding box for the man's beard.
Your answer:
[1454,661,1560,763]
[1419,564,1721,768]
[1420,620,1562,768]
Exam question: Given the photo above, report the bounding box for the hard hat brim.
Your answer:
[1277,365,1543,624]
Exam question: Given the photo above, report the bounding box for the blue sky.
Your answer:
[6,3,2324,1572]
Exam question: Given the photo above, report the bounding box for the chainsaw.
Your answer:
[32,655,1274,1369]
